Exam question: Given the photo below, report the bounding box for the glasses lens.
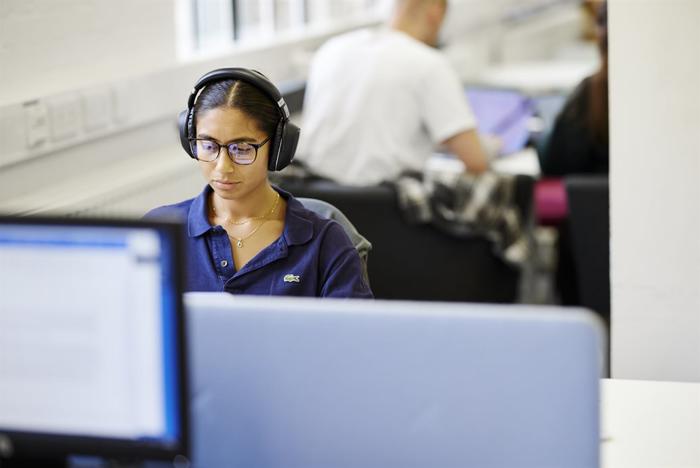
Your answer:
[195,139,219,161]
[229,143,256,165]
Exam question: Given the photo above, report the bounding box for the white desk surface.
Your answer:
[490,147,541,177]
[427,148,541,178]
[601,378,700,468]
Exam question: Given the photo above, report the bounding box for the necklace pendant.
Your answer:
[236,240,243,248]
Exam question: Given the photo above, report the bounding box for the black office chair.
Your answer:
[277,177,534,302]
[565,176,610,323]
[297,197,371,286]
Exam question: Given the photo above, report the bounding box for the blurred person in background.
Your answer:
[297,0,488,186]
[539,1,608,308]
[540,1,608,176]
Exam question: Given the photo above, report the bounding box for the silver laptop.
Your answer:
[185,293,603,468]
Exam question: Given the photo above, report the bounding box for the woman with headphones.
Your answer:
[146,68,372,298]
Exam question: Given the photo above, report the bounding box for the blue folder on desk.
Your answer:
[186,294,603,468]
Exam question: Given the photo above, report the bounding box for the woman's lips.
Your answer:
[213,180,241,189]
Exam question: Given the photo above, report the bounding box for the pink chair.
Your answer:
[534,178,568,225]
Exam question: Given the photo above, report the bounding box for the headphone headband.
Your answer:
[187,68,290,121]
[179,67,299,171]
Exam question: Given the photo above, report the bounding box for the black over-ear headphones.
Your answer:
[178,68,300,171]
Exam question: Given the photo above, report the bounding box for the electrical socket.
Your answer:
[0,104,28,166]
[48,94,82,142]
[111,82,131,125]
[81,87,113,133]
[23,100,50,149]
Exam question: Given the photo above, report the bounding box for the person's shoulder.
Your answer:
[286,194,337,230]
[569,76,594,102]
[333,27,374,44]
[285,193,351,242]
[386,32,451,70]
[143,197,195,221]
[418,45,454,70]
[319,28,373,52]
[558,75,594,120]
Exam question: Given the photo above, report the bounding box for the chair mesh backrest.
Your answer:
[297,197,372,286]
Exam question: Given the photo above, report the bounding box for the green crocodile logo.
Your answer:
[283,274,300,283]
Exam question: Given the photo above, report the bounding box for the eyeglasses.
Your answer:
[189,137,271,165]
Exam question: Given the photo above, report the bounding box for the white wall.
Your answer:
[0,0,177,105]
[0,1,374,214]
[610,0,700,382]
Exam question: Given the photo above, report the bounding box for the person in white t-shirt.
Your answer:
[297,0,488,187]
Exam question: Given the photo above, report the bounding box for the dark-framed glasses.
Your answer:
[189,137,271,165]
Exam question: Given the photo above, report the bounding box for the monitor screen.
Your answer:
[0,217,188,465]
[465,87,535,156]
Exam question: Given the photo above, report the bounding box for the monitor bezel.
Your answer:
[0,215,190,464]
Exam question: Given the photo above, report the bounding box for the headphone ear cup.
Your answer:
[178,109,196,158]
[268,121,300,171]
[267,120,285,171]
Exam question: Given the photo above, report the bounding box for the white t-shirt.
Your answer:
[298,28,477,186]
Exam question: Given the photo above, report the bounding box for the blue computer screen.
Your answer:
[466,87,534,155]
[0,221,183,451]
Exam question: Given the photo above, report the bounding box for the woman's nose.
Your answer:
[215,151,235,172]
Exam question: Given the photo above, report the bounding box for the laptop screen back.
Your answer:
[186,293,603,468]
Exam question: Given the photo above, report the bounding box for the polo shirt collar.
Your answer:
[187,184,313,246]
[188,185,214,238]
[280,187,313,247]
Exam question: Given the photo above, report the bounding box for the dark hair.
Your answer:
[561,1,607,145]
[588,1,608,144]
[193,79,279,137]
[596,1,607,56]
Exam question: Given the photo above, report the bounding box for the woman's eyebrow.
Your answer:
[196,133,259,143]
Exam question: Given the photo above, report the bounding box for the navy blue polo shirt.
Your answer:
[145,185,373,298]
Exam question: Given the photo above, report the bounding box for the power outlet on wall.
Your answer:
[48,94,82,143]
[82,87,113,133]
[111,82,131,126]
[23,100,50,150]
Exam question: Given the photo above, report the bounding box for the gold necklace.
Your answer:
[215,193,281,248]
[228,219,268,249]
[211,192,280,226]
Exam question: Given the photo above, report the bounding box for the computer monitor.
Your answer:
[465,86,535,156]
[186,293,604,468]
[0,216,189,466]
